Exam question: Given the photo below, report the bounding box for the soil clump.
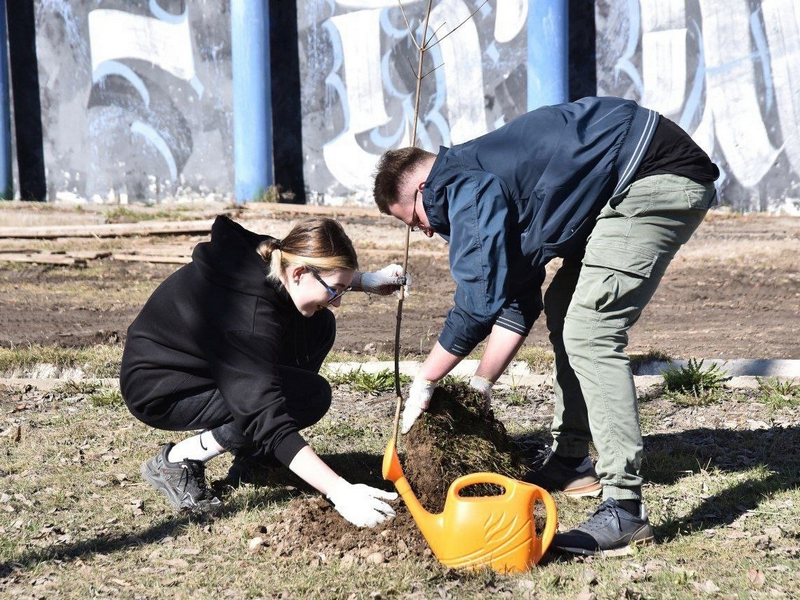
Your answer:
[403,382,527,513]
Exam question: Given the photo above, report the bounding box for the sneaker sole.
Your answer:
[556,535,655,557]
[561,481,602,498]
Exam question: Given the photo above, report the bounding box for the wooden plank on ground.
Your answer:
[0,252,86,266]
[112,253,191,264]
[242,203,383,219]
[66,250,113,260]
[0,219,214,239]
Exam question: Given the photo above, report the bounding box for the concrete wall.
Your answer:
[297,0,530,204]
[596,0,800,213]
[35,0,233,203]
[28,1,800,210]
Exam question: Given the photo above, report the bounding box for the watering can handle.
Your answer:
[450,472,515,499]
[533,486,558,561]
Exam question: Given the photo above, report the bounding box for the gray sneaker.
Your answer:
[523,451,601,497]
[553,498,655,557]
[141,443,222,513]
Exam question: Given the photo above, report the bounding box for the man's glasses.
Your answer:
[310,269,349,304]
[410,189,422,232]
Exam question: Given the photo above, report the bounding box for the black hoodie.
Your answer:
[120,216,308,465]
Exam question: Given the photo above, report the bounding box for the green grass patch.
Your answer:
[503,390,528,406]
[0,344,122,378]
[88,388,124,407]
[662,358,726,395]
[322,367,410,394]
[103,206,196,223]
[515,345,554,373]
[755,377,800,409]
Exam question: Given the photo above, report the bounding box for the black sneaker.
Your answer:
[523,451,601,497]
[140,443,222,513]
[553,498,655,557]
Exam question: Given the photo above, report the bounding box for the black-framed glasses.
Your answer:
[309,269,349,304]
[410,189,422,232]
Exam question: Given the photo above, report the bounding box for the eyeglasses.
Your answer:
[310,269,349,304]
[410,189,422,232]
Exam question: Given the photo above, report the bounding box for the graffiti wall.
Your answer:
[297,0,531,204]
[596,0,800,212]
[35,0,233,202]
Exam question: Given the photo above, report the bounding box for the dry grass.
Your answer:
[1,364,798,597]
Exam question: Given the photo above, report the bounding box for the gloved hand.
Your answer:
[360,263,412,297]
[326,477,398,527]
[469,375,493,414]
[401,376,436,434]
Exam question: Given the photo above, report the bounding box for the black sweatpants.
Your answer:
[139,309,335,457]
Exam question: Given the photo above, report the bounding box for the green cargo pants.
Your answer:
[544,174,717,501]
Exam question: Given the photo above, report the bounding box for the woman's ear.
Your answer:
[290,265,306,284]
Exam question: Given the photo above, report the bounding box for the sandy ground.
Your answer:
[1,203,799,359]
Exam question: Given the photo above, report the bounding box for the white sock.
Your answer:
[168,430,225,464]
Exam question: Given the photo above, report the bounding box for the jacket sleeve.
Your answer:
[207,329,307,466]
[438,171,518,356]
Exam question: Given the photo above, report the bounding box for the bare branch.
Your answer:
[396,0,421,51]
[420,61,444,80]
[425,0,489,50]
[406,55,418,79]
[424,21,448,48]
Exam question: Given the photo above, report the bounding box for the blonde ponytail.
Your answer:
[257,218,358,284]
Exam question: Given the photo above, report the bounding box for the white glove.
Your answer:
[326,477,398,527]
[401,376,436,434]
[469,375,493,413]
[360,263,412,297]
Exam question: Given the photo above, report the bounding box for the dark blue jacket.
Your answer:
[422,96,659,356]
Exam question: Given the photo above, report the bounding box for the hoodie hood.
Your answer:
[193,216,291,305]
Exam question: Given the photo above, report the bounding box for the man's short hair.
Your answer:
[373,147,435,214]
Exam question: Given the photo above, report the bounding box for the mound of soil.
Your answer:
[250,496,433,567]
[403,383,527,513]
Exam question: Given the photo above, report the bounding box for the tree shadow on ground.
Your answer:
[641,425,800,540]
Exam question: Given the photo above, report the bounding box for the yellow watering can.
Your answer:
[382,437,558,573]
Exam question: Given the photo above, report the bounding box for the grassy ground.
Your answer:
[1,349,799,597]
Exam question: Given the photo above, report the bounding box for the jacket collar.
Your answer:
[422,146,452,240]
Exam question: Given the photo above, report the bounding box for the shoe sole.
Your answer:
[556,535,655,557]
[561,481,602,498]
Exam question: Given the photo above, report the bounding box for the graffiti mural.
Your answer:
[298,0,530,204]
[596,0,800,212]
[35,0,233,202]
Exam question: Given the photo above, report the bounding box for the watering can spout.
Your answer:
[382,438,444,536]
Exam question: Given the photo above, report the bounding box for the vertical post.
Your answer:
[269,0,305,204]
[6,0,45,201]
[0,0,12,199]
[231,0,273,203]
[527,0,569,110]
[568,0,596,100]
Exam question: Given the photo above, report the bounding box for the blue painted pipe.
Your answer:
[231,0,273,203]
[527,0,569,111]
[0,0,12,199]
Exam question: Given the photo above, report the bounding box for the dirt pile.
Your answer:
[403,383,526,513]
[249,496,433,566]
